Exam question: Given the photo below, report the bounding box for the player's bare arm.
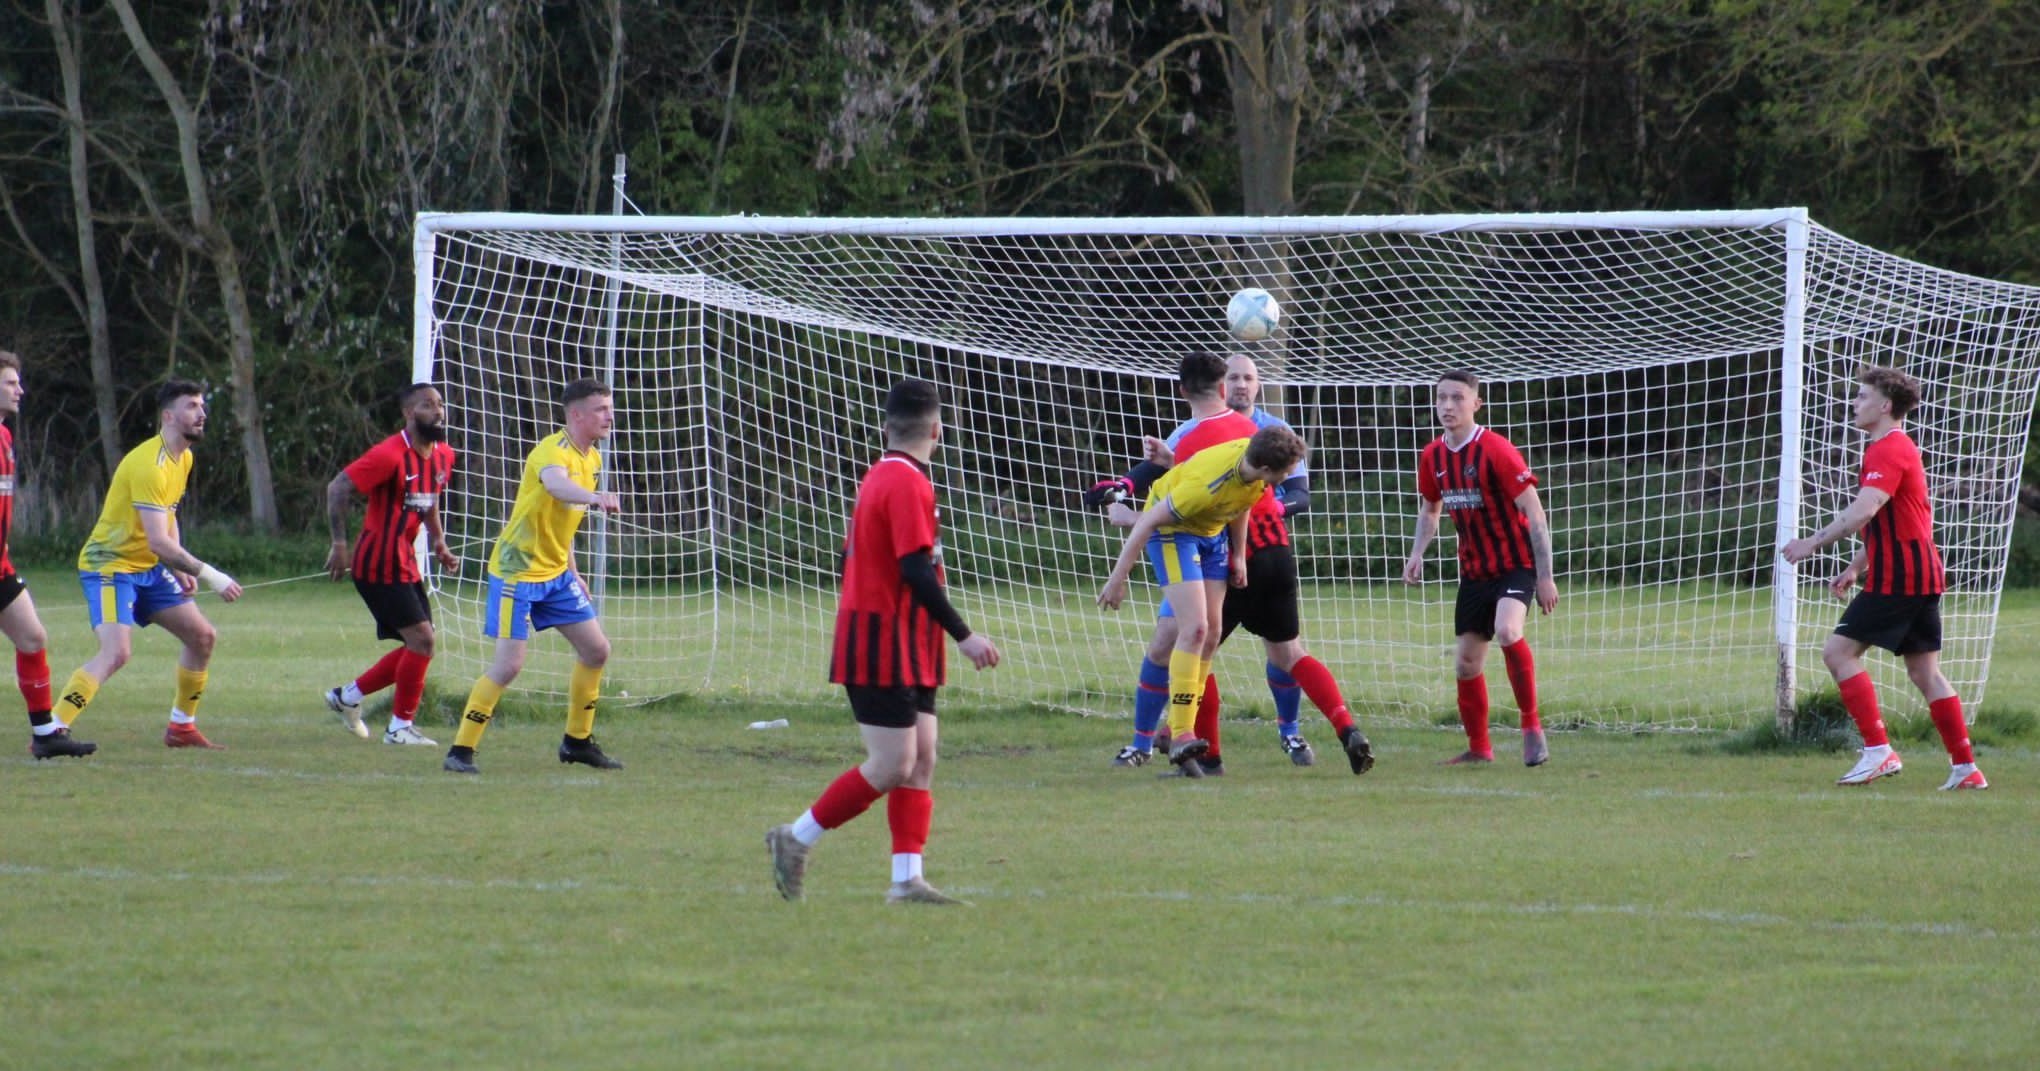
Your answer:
[540,465,621,513]
[1099,499,1174,610]
[1830,547,1869,599]
[1401,498,1443,585]
[139,508,242,602]
[324,471,362,580]
[423,503,459,573]
[1781,486,1891,564]
[1515,486,1560,614]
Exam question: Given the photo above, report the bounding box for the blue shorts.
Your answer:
[484,572,596,640]
[1145,532,1229,596]
[80,566,190,629]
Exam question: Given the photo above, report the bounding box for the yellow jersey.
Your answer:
[1150,437,1268,538]
[78,435,192,574]
[489,430,602,582]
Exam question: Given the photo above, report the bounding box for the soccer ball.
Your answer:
[1226,287,1281,342]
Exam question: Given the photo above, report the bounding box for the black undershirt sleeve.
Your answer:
[899,549,971,642]
[1124,460,1169,497]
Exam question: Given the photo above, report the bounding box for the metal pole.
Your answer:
[1772,210,1811,731]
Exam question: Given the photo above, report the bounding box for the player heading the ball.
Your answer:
[1098,424,1307,777]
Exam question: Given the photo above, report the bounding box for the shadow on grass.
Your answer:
[1711,689,2039,756]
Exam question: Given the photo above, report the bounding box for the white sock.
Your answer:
[388,717,413,733]
[32,722,62,737]
[891,853,923,884]
[169,710,195,725]
[340,682,365,705]
[1951,762,1976,775]
[1863,743,1891,757]
[791,811,825,847]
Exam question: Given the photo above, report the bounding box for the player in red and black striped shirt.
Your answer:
[1402,370,1560,767]
[322,383,458,746]
[0,351,90,759]
[767,379,1002,905]
[1782,367,1986,790]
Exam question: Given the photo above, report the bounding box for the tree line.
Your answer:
[2,0,2035,538]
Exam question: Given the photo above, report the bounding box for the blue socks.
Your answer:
[1268,661,1302,738]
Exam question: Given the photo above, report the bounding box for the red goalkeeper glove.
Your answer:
[1081,476,1135,510]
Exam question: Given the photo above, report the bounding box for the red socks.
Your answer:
[393,649,431,721]
[1289,656,1354,733]
[1836,672,1888,747]
[810,767,884,830]
[1928,695,1973,764]
[17,649,51,714]
[1457,676,1492,757]
[355,648,405,697]
[888,787,932,854]
[1194,674,1222,759]
[1501,640,1542,733]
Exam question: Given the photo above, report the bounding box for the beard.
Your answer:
[184,423,206,442]
[414,420,448,443]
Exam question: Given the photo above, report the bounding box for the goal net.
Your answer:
[413,211,2040,732]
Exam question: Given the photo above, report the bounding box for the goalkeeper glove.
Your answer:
[1081,476,1135,511]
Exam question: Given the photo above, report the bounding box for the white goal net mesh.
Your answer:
[416,213,2040,732]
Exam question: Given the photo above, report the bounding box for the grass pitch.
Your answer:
[5,571,2039,1070]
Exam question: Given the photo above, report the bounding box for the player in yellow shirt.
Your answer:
[443,378,623,774]
[1098,424,1307,775]
[54,380,245,751]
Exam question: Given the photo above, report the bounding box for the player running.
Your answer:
[1782,367,1987,790]
[1400,370,1558,766]
[0,351,81,758]
[766,378,1001,905]
[322,383,458,745]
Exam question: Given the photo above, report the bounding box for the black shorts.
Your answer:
[354,579,433,641]
[1455,568,1536,640]
[0,573,25,614]
[1220,545,1301,645]
[844,684,938,729]
[1835,592,1942,655]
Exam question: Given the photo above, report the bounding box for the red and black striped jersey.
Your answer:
[829,452,948,688]
[1858,429,1945,596]
[0,423,16,577]
[1418,427,1538,582]
[344,432,456,584]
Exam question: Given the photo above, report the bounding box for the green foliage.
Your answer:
[1712,689,1860,755]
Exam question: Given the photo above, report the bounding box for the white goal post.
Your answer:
[411,210,2040,732]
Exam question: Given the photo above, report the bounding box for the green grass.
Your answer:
[6,570,2040,1069]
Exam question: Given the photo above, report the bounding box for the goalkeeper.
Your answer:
[54,380,245,751]
[1098,425,1307,776]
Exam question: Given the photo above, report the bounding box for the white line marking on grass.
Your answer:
[5,861,2033,942]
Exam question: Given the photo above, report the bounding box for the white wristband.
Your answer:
[197,564,235,593]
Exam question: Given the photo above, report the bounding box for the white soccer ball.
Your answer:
[1226,287,1281,342]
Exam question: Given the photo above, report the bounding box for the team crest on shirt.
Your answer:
[1462,464,1476,478]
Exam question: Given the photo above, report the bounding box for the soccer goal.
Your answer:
[411,210,2040,732]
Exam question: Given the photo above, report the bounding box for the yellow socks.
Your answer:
[173,666,208,722]
[1165,648,1202,740]
[452,676,506,750]
[56,669,100,726]
[565,662,603,739]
